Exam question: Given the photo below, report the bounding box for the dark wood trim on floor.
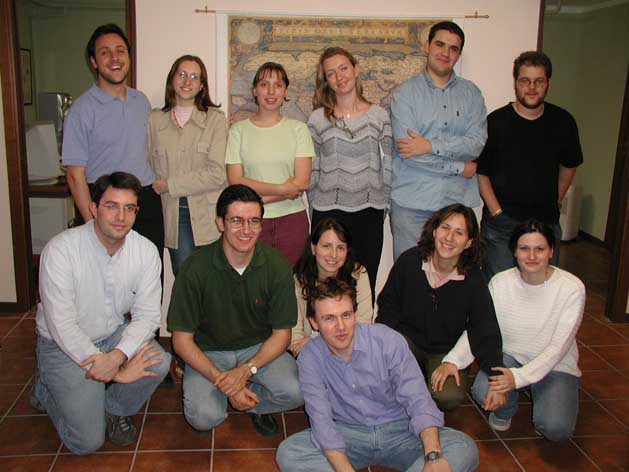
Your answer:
[605,66,629,322]
[577,230,606,247]
[606,198,629,322]
[537,0,546,50]
[127,0,136,88]
[0,302,20,314]
[0,0,35,313]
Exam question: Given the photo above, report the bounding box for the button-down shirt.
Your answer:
[391,70,487,210]
[62,84,154,186]
[297,323,444,452]
[36,220,162,365]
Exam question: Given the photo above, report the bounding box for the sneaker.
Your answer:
[248,413,279,436]
[29,371,46,413]
[105,413,137,446]
[488,412,512,432]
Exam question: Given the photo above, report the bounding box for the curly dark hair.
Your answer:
[294,218,360,303]
[416,204,484,275]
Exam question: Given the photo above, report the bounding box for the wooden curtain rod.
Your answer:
[193,6,489,19]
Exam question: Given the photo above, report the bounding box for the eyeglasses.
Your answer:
[335,116,355,139]
[516,77,548,88]
[226,216,262,229]
[101,203,139,215]
[176,71,200,82]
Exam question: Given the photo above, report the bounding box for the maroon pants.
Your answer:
[258,210,309,266]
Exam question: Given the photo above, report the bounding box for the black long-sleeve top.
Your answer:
[377,246,504,374]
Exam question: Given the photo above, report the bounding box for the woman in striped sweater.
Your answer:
[307,47,393,300]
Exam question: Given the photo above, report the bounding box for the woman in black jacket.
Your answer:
[377,203,505,412]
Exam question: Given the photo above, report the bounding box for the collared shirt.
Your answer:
[62,84,154,185]
[297,324,444,452]
[422,258,465,289]
[36,220,162,365]
[390,70,487,210]
[167,239,297,351]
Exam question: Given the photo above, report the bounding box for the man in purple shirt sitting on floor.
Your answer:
[276,279,478,472]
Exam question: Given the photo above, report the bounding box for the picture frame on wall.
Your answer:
[20,48,32,105]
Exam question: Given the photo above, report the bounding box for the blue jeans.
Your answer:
[168,201,207,276]
[471,353,579,441]
[182,344,303,431]
[390,201,434,260]
[276,421,478,472]
[481,211,562,283]
[33,323,171,454]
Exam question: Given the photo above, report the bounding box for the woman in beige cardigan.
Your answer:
[290,218,373,356]
[148,55,227,275]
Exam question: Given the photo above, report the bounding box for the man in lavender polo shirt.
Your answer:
[276,279,478,472]
[62,24,163,263]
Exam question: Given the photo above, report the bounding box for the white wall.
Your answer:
[137,0,540,112]
[135,0,541,330]
[0,79,18,303]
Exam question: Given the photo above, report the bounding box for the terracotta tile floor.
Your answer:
[1,238,628,471]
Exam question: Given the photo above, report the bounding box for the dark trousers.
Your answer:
[403,335,469,412]
[311,207,384,305]
[134,185,165,271]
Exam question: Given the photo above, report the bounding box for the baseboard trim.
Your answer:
[577,230,607,247]
[0,302,21,314]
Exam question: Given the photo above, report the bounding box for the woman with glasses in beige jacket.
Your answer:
[148,55,228,275]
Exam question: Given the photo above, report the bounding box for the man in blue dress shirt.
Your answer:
[390,21,487,259]
[276,278,478,472]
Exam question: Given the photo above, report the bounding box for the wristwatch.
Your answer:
[247,362,258,375]
[425,451,441,463]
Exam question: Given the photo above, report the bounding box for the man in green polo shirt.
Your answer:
[167,184,303,436]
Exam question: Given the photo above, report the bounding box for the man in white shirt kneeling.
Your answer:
[32,171,171,454]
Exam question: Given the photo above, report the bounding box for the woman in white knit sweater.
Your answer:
[471,220,585,441]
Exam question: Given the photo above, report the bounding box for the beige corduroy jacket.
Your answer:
[147,107,227,249]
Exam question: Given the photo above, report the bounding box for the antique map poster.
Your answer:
[227,16,446,123]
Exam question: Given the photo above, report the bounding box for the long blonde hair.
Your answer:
[312,47,369,123]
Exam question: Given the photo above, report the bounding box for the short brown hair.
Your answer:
[513,51,552,80]
[306,278,357,319]
[251,62,290,105]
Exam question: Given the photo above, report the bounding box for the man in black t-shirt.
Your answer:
[477,51,583,281]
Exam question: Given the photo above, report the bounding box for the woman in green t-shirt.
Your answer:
[226,62,314,265]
